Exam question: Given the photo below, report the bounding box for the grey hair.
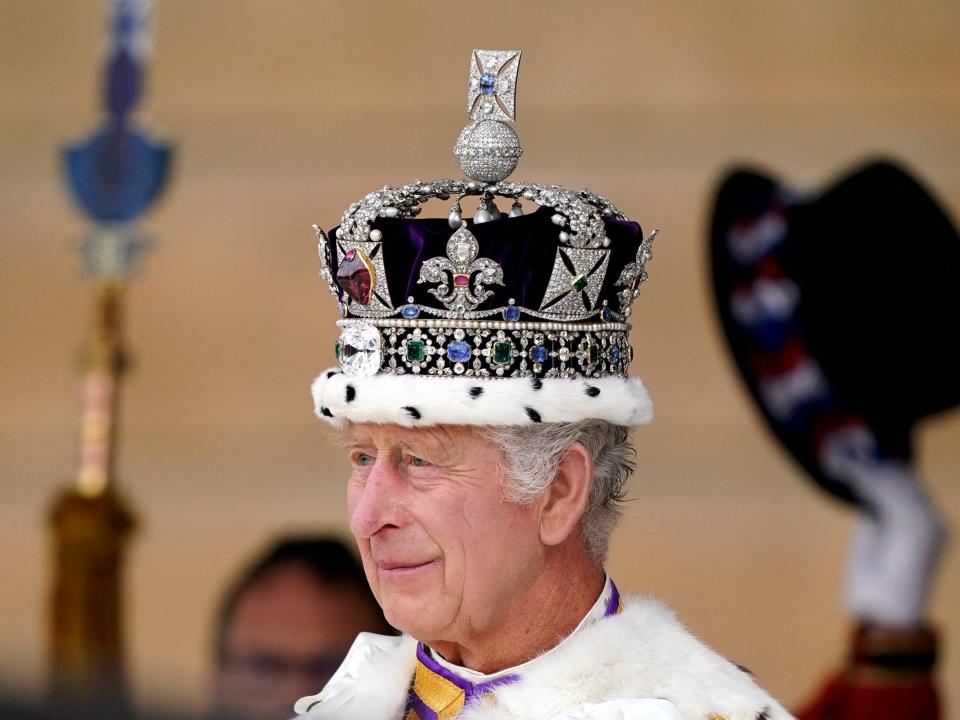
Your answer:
[480,421,635,563]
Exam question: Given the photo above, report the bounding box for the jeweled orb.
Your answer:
[339,322,382,377]
[453,120,523,182]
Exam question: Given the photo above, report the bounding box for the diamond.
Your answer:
[401,304,420,319]
[571,274,588,293]
[339,322,382,377]
[447,341,472,362]
[558,347,570,362]
[337,249,374,305]
[479,72,496,95]
[453,240,472,263]
[494,341,512,365]
[530,345,548,364]
[503,305,520,321]
[406,339,425,362]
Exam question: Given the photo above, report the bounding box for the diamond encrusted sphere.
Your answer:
[339,322,382,377]
[453,120,522,182]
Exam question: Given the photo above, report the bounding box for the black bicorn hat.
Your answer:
[709,159,960,503]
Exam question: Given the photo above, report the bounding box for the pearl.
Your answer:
[509,202,523,217]
[551,213,566,226]
[558,231,571,242]
[369,229,383,241]
[382,206,399,218]
[488,203,502,221]
[474,207,493,224]
[448,209,462,229]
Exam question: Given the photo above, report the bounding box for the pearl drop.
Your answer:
[558,231,571,242]
[509,202,523,217]
[551,213,565,226]
[448,209,462,229]
[369,229,383,241]
[474,207,493,224]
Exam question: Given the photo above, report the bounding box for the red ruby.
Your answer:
[453,273,470,287]
[337,249,373,305]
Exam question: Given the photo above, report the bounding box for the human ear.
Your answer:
[538,442,593,547]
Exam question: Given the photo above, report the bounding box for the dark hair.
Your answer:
[213,535,390,661]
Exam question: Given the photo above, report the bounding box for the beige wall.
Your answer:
[1,0,958,715]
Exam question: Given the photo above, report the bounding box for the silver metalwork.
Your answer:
[540,247,611,316]
[334,237,394,318]
[455,49,523,182]
[418,224,504,314]
[336,319,631,379]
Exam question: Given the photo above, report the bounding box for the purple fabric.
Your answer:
[406,579,620,716]
[407,643,520,715]
[604,578,621,618]
[407,691,438,720]
[327,207,644,319]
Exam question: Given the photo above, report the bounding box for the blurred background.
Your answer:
[1,0,958,717]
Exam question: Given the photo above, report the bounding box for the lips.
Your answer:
[377,559,435,572]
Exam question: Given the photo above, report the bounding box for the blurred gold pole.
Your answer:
[48,279,136,713]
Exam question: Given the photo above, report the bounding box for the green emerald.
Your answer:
[588,343,599,364]
[406,339,425,362]
[572,274,589,292]
[494,341,512,365]
[335,340,341,360]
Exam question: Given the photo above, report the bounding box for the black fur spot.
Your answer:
[525,407,542,423]
[469,386,484,398]
[319,407,334,417]
[585,385,600,397]
[325,370,338,379]
[531,378,543,390]
[757,709,770,720]
[402,406,421,420]
[345,385,356,403]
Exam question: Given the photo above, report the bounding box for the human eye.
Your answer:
[410,456,431,467]
[349,450,374,467]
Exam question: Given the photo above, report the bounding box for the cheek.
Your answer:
[464,498,539,569]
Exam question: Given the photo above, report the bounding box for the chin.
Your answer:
[381,592,447,639]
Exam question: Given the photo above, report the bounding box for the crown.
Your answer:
[310,50,658,428]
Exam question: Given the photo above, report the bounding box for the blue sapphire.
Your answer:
[447,341,472,362]
[502,305,521,321]
[601,307,613,322]
[479,73,496,95]
[530,346,548,364]
[609,345,621,364]
[401,304,420,319]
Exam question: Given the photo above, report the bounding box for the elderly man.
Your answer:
[297,50,792,720]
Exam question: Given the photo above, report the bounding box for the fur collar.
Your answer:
[297,596,793,720]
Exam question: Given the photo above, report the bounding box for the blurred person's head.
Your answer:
[209,536,392,720]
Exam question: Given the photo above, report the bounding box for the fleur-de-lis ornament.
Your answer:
[418,224,504,315]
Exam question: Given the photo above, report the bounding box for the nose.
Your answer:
[349,455,406,539]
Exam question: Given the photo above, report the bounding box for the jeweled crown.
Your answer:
[314,50,657,381]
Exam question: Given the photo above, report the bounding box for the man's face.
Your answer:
[346,424,544,645]
[212,563,384,720]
